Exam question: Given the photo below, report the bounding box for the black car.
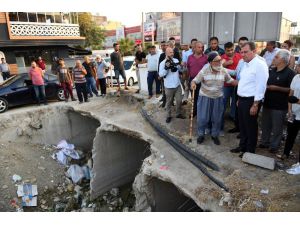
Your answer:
[0,73,65,113]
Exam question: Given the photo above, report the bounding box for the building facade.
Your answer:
[0,12,85,74]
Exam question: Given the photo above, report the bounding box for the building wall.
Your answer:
[0,12,6,23]
[280,18,292,42]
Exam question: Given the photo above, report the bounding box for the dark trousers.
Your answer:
[238,96,261,153]
[86,76,98,96]
[61,82,74,99]
[284,119,300,162]
[234,87,239,130]
[161,79,166,104]
[147,71,161,96]
[75,82,88,102]
[97,78,107,95]
[189,78,201,116]
[33,85,47,104]
[2,72,10,80]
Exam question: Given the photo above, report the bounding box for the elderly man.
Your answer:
[231,42,269,157]
[259,49,295,153]
[159,47,185,123]
[263,41,279,67]
[191,52,238,145]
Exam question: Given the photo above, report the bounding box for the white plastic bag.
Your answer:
[67,165,85,183]
[57,140,74,150]
[62,148,80,160]
[56,150,68,165]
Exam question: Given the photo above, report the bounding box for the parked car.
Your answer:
[0,73,65,113]
[104,56,138,87]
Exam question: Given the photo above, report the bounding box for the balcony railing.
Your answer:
[9,21,80,37]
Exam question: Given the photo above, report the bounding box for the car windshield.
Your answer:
[0,75,20,87]
[124,61,133,70]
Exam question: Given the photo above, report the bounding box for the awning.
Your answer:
[68,46,92,55]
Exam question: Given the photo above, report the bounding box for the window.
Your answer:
[28,12,37,23]
[9,12,18,21]
[46,13,54,23]
[18,12,28,22]
[53,12,62,23]
[37,13,46,23]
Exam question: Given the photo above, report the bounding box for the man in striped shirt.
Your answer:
[73,60,88,103]
[191,51,238,145]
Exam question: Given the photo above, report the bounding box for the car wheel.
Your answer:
[57,88,65,101]
[0,98,8,113]
[128,77,134,87]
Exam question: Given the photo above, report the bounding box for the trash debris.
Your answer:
[57,140,75,150]
[2,185,8,189]
[253,200,264,209]
[12,174,22,183]
[17,184,38,207]
[286,162,300,175]
[159,165,169,170]
[260,188,269,195]
[61,148,80,160]
[10,198,23,212]
[81,165,91,180]
[56,150,69,165]
[110,188,119,197]
[66,165,85,184]
[219,192,232,206]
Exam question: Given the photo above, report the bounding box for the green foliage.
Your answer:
[118,38,135,56]
[78,13,105,50]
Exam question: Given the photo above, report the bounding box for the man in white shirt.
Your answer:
[231,42,269,157]
[263,41,279,67]
[159,47,185,123]
[146,46,160,99]
[0,58,11,80]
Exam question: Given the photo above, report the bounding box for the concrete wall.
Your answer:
[91,130,151,199]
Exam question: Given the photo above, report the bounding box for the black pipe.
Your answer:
[140,109,229,192]
[141,109,219,171]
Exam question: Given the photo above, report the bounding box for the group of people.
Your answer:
[137,36,300,166]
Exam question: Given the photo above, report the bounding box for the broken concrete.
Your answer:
[242,153,276,170]
[0,93,299,212]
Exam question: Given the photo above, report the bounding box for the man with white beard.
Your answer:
[191,51,238,145]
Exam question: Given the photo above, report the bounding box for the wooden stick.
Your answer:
[189,88,195,142]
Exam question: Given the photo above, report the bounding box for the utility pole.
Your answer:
[141,12,145,49]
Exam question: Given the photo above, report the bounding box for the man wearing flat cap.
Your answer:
[191,51,238,145]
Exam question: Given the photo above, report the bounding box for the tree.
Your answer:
[118,38,135,56]
[78,13,105,50]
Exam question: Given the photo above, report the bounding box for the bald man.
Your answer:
[159,47,185,123]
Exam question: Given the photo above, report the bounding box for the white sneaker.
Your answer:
[286,163,300,175]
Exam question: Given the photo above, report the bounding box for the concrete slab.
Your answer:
[242,152,276,170]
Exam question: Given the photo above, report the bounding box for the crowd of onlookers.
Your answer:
[134,36,300,171]
[1,36,299,171]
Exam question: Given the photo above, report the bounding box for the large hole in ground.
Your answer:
[150,178,203,212]
[91,130,151,199]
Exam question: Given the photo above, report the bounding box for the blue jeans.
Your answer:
[85,76,98,96]
[147,71,161,96]
[33,85,47,104]
[221,86,236,130]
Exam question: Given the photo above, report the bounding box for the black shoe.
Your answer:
[182,100,188,105]
[176,114,186,119]
[160,102,166,108]
[136,89,140,94]
[166,117,172,123]
[239,152,245,158]
[89,94,93,98]
[258,144,269,149]
[236,133,241,139]
[79,101,83,104]
[230,147,243,153]
[85,99,90,103]
[228,127,239,133]
[197,136,205,144]
[211,136,220,145]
